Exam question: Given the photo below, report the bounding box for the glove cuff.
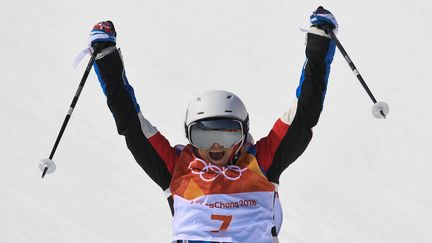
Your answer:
[309,26,331,39]
[96,46,118,60]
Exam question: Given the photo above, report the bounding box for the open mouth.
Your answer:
[209,151,225,161]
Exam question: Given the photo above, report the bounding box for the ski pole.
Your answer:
[326,27,389,119]
[39,47,100,178]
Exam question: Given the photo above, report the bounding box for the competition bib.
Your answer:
[170,149,277,243]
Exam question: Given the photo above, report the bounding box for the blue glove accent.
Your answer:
[88,21,117,48]
[90,30,116,43]
[310,6,338,32]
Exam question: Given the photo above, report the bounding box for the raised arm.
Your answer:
[256,7,337,184]
[89,21,178,191]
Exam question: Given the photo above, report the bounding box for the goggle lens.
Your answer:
[189,119,243,149]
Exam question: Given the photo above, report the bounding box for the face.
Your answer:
[197,143,236,166]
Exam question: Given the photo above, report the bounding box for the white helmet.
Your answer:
[185,90,249,133]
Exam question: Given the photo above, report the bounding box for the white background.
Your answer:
[1,0,431,242]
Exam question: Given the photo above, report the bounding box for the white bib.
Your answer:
[172,192,276,243]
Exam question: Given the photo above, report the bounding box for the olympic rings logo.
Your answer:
[188,158,247,182]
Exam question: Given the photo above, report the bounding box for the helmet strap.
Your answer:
[228,137,245,165]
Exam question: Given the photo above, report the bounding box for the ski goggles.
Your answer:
[187,118,244,149]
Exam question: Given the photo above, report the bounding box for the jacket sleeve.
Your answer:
[256,27,336,184]
[93,47,178,191]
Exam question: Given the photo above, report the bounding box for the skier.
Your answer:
[89,6,337,243]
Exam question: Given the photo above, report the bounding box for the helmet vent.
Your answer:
[226,95,233,100]
[197,112,204,115]
[225,110,233,113]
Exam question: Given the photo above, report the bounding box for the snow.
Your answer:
[1,0,431,242]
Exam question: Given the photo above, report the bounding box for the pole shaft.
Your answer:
[41,167,48,178]
[328,30,378,104]
[48,50,98,160]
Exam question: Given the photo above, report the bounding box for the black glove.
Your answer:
[310,6,338,33]
[88,21,117,51]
